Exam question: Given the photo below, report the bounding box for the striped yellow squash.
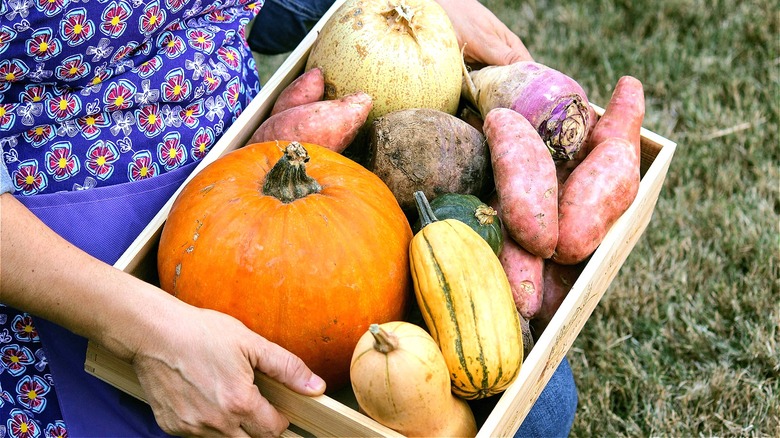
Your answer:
[409,191,523,400]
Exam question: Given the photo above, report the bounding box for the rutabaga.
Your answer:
[463,61,591,162]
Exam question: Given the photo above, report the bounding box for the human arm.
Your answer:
[435,0,534,67]
[0,193,325,436]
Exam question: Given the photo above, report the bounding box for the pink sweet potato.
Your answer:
[489,194,544,319]
[249,92,372,153]
[270,67,325,116]
[553,137,640,265]
[530,260,586,338]
[585,76,645,158]
[484,108,558,258]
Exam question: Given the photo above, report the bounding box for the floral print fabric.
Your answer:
[1,305,66,438]
[0,0,262,195]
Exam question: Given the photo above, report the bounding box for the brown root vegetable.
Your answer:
[270,67,325,116]
[483,107,558,258]
[489,194,544,319]
[249,92,372,153]
[531,260,586,338]
[368,108,490,213]
[459,105,484,134]
[553,137,640,265]
[519,314,535,360]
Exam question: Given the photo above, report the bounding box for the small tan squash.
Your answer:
[410,191,524,400]
[350,321,477,437]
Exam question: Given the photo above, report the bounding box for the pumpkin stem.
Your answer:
[475,204,498,226]
[262,142,322,203]
[369,324,398,354]
[413,191,438,228]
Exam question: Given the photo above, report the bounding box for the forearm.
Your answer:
[0,192,181,361]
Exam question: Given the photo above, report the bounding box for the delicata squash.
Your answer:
[409,191,523,399]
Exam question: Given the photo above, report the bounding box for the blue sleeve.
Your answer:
[1,158,14,195]
[247,0,336,54]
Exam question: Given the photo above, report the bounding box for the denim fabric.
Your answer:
[515,357,578,437]
[1,159,12,195]
[248,0,337,54]
[469,356,578,437]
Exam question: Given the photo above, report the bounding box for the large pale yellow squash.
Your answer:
[305,0,463,128]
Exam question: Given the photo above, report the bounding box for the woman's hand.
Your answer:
[435,0,533,68]
[132,301,326,437]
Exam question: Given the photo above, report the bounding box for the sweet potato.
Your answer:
[484,108,558,258]
[367,108,490,214]
[489,194,544,319]
[585,76,645,158]
[463,61,591,161]
[270,67,325,116]
[249,92,372,153]
[553,137,640,265]
[530,260,586,338]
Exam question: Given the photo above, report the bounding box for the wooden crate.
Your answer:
[84,0,677,435]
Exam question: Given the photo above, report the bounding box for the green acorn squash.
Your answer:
[413,193,503,255]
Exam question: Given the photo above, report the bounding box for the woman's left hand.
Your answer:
[435,0,534,68]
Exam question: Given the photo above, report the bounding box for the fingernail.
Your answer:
[307,375,326,393]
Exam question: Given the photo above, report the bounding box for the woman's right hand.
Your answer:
[131,299,327,437]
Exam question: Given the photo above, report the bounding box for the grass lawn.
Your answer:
[252,0,779,435]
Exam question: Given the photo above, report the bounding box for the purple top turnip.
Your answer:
[462,61,590,161]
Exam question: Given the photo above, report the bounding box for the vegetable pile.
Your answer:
[156,0,648,433]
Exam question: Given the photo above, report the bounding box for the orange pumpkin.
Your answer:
[157,141,412,390]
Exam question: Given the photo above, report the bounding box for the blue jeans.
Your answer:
[467,356,578,437]
[516,357,578,437]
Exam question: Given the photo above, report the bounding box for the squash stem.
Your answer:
[262,142,322,203]
[413,191,438,228]
[369,324,398,354]
[475,205,498,226]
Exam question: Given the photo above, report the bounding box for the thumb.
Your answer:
[251,337,327,396]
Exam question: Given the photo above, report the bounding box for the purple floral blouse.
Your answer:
[0,0,263,195]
